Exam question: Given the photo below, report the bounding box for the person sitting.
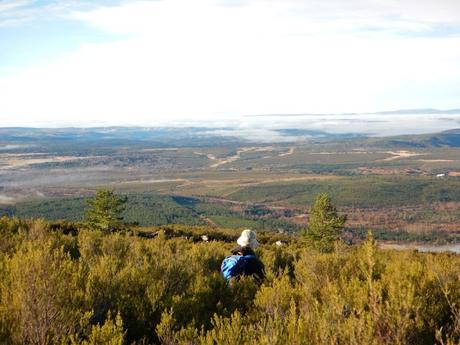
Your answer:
[221,229,265,283]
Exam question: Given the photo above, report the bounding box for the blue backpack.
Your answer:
[221,255,256,280]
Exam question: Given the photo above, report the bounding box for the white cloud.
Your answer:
[0,0,33,13]
[1,0,460,126]
[0,0,102,28]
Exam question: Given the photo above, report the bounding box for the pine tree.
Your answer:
[83,189,127,233]
[302,193,347,252]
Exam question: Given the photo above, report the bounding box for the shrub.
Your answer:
[0,217,459,344]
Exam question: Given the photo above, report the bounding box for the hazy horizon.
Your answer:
[2,110,460,143]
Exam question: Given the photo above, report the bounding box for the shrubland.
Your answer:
[0,216,459,344]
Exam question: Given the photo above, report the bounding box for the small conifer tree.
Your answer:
[302,193,347,252]
[83,188,127,233]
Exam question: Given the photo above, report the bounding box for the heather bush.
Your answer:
[0,217,459,344]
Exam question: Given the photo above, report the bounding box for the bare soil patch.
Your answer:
[379,150,425,161]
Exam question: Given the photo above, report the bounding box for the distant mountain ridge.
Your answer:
[374,128,460,148]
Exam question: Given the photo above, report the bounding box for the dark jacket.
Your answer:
[231,246,265,282]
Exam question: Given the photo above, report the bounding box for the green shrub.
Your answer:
[0,217,459,344]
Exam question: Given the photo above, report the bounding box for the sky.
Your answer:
[1,0,460,127]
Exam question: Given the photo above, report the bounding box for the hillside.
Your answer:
[0,217,459,344]
[371,129,460,148]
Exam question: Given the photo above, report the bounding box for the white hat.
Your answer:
[237,229,259,248]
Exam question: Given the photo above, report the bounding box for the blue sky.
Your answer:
[1,0,460,127]
[0,1,122,72]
